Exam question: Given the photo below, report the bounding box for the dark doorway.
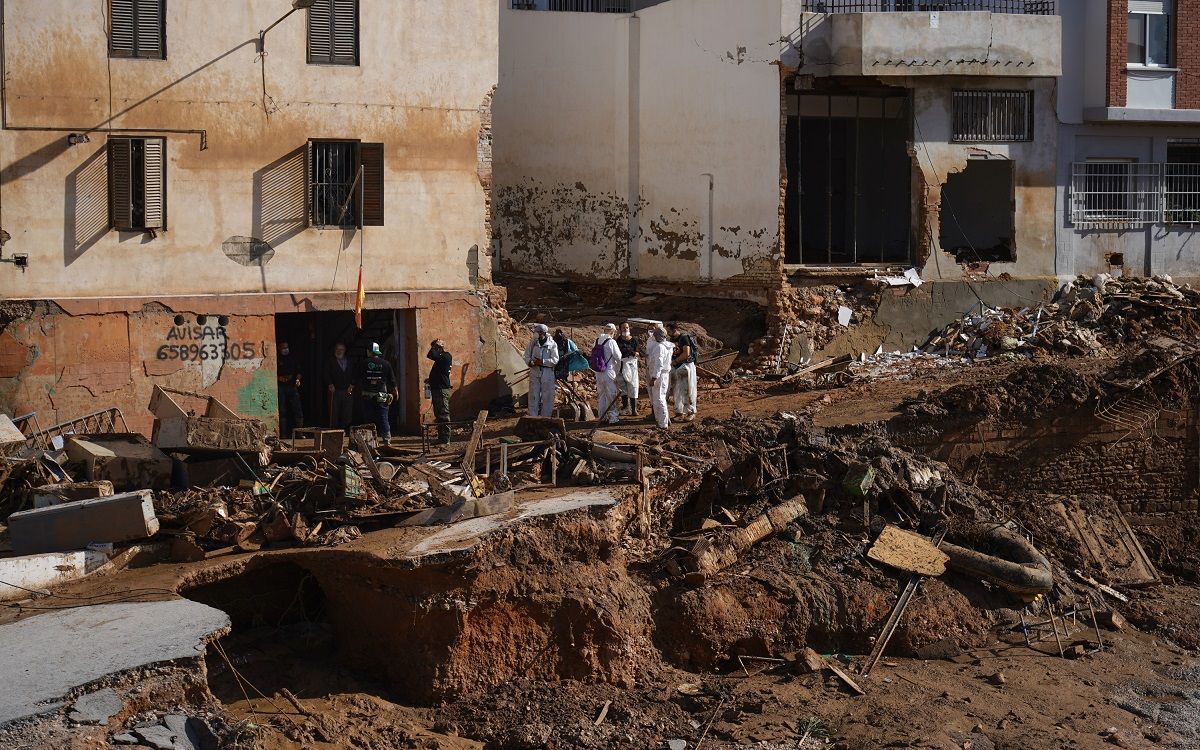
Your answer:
[939,159,1014,263]
[787,90,912,265]
[274,308,416,434]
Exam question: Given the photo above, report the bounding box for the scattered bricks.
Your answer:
[8,490,160,555]
[1096,610,1128,632]
[66,435,172,492]
[31,480,114,509]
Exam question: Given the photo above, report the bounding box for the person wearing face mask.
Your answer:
[524,324,560,417]
[276,340,304,438]
[591,323,623,425]
[645,326,675,430]
[616,322,641,416]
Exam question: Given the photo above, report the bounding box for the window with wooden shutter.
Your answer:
[359,143,384,226]
[308,0,358,66]
[109,0,166,60]
[108,137,167,232]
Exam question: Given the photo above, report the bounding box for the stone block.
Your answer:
[31,480,114,509]
[8,490,159,555]
[66,434,172,491]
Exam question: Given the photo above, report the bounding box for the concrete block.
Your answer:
[31,480,114,509]
[0,549,112,601]
[66,434,172,491]
[68,688,123,724]
[8,490,159,555]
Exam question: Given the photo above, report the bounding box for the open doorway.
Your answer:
[786,90,912,265]
[939,158,1014,263]
[274,309,417,434]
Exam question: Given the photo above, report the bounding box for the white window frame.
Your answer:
[1128,1,1172,68]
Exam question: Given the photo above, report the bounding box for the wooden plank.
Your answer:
[461,410,489,478]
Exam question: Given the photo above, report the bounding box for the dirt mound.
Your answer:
[900,363,1096,423]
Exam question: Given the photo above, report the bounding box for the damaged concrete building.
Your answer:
[0,0,508,435]
[496,0,1063,355]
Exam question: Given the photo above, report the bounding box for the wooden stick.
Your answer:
[1088,598,1105,651]
[1048,602,1065,658]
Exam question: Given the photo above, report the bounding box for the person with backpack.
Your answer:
[667,321,698,422]
[524,324,560,418]
[591,323,623,425]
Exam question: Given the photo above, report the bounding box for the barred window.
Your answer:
[951,90,1033,143]
[308,140,384,228]
[1070,161,1161,229]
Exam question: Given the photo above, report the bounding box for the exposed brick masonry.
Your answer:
[1107,0,1128,108]
[1176,0,1200,108]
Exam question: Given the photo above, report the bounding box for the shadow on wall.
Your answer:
[252,146,308,249]
[64,147,110,266]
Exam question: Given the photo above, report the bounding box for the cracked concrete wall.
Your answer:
[0,0,497,300]
[0,306,277,435]
[494,0,782,285]
[910,78,1059,281]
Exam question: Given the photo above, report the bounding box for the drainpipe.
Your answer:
[701,173,714,281]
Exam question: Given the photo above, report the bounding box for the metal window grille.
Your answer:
[1164,163,1200,224]
[951,90,1033,143]
[511,0,632,11]
[1070,162,1161,229]
[803,0,1054,13]
[310,141,358,227]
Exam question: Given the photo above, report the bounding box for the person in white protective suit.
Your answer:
[645,326,675,430]
[523,324,560,417]
[592,323,623,425]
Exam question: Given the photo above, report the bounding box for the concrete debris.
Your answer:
[867,525,949,577]
[68,688,123,725]
[0,548,113,601]
[65,434,172,492]
[31,480,113,509]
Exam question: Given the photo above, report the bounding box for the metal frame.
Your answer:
[951,90,1033,143]
[510,0,631,10]
[1070,161,1162,229]
[803,0,1054,13]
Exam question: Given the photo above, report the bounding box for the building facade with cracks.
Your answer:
[0,0,511,436]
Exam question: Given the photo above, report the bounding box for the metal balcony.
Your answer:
[804,1,1054,14]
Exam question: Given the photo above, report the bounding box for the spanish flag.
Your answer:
[354,266,365,330]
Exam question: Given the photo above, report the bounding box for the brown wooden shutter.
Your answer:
[135,0,165,60]
[110,0,135,57]
[142,138,166,229]
[308,0,333,64]
[108,138,133,230]
[331,0,359,65]
[359,143,384,227]
[305,140,315,226]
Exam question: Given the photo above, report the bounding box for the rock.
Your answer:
[111,732,140,745]
[1065,644,1088,659]
[1096,610,1128,631]
[667,740,688,750]
[988,672,1007,686]
[68,688,124,725]
[162,715,197,750]
[134,725,179,750]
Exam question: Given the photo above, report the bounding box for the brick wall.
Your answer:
[1176,0,1200,108]
[1107,0,1128,107]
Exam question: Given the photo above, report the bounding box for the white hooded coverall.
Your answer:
[594,334,623,424]
[645,337,675,429]
[524,336,560,418]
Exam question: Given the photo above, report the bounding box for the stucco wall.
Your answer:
[493,0,782,284]
[0,0,498,300]
[911,79,1059,280]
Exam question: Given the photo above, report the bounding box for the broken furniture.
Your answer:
[8,489,160,555]
[150,386,267,455]
[31,480,114,509]
[65,434,173,492]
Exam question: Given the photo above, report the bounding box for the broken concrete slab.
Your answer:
[31,480,114,509]
[8,490,160,555]
[0,413,26,455]
[65,434,172,491]
[134,723,180,750]
[0,549,113,601]
[68,688,123,725]
[149,386,267,455]
[0,599,229,725]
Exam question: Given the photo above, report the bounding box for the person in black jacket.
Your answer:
[324,342,355,430]
[426,339,453,445]
[276,340,303,437]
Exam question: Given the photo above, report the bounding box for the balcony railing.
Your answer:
[511,0,632,11]
[804,1,1054,13]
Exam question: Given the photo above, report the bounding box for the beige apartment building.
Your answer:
[0,0,504,435]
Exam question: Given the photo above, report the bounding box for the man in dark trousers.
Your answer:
[276,340,303,438]
[360,342,398,442]
[324,342,355,430]
[426,339,453,446]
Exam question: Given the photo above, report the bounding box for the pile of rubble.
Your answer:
[923,274,1200,359]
